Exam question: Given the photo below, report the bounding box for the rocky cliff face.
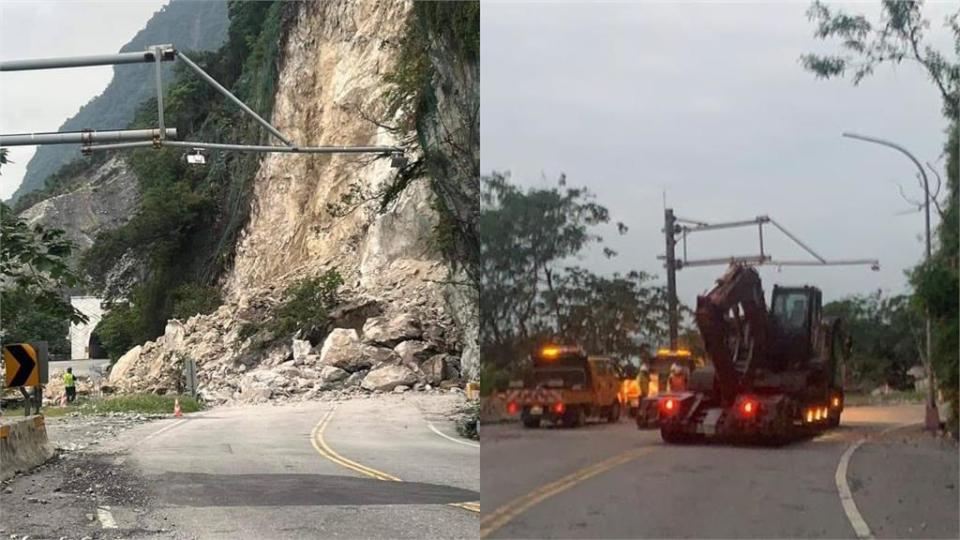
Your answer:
[18,157,138,258]
[106,0,478,405]
[226,0,436,304]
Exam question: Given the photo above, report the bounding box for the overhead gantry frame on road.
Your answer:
[658,209,880,349]
[0,44,405,165]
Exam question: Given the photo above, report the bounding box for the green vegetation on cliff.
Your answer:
[379,1,480,282]
[88,1,295,359]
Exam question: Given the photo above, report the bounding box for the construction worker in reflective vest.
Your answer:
[63,367,77,403]
[668,363,688,392]
[638,363,651,397]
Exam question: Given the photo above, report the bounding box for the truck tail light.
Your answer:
[553,402,565,414]
[660,397,678,415]
[739,397,758,418]
[507,402,519,415]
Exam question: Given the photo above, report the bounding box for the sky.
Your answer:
[0,0,168,199]
[481,1,956,308]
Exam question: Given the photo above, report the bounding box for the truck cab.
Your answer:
[506,345,624,428]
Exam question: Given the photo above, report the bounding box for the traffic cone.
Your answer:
[174,398,182,418]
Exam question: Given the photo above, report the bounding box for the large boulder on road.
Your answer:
[360,364,418,392]
[319,365,349,384]
[394,340,434,364]
[319,329,370,372]
[108,345,142,385]
[292,338,312,363]
[239,369,284,402]
[362,314,421,346]
[421,354,460,385]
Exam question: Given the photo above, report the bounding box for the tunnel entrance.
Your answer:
[88,332,106,359]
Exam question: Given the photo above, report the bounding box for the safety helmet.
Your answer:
[639,364,650,373]
[670,363,682,374]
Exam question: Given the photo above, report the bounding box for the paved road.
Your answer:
[7,395,479,539]
[481,404,958,539]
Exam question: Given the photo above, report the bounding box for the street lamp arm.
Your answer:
[842,132,927,178]
[841,130,939,431]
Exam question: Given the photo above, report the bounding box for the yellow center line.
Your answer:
[310,405,477,514]
[311,407,401,481]
[480,447,653,538]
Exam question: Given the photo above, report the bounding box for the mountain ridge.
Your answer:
[8,0,229,203]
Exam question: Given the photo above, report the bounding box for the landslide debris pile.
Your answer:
[106,280,466,406]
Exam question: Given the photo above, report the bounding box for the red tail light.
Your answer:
[507,402,519,415]
[739,397,758,418]
[553,402,565,414]
[660,398,677,414]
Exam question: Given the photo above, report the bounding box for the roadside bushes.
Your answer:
[241,269,345,348]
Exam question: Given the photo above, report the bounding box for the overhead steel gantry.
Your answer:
[0,44,404,165]
[657,209,879,349]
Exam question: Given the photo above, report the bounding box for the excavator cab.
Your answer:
[769,286,822,370]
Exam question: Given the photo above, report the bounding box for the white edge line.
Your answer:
[115,418,189,465]
[836,439,872,539]
[97,505,118,529]
[140,418,189,443]
[427,422,480,448]
[835,422,919,539]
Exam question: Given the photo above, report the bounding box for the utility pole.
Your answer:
[842,132,939,433]
[664,208,679,350]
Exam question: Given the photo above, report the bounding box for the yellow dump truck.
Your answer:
[506,345,623,428]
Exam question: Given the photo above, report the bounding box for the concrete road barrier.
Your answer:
[0,415,54,480]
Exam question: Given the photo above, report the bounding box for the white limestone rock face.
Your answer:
[19,157,140,257]
[94,0,478,406]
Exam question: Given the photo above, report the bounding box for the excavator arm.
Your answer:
[694,265,771,405]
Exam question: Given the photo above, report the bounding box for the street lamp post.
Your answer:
[842,132,939,433]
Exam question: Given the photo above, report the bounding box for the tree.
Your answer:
[801,0,959,118]
[802,0,959,436]
[480,172,620,363]
[824,292,924,390]
[1,148,88,350]
[547,267,668,360]
[479,172,671,383]
[911,124,959,435]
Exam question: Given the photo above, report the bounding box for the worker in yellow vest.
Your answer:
[63,367,77,403]
[638,363,651,397]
